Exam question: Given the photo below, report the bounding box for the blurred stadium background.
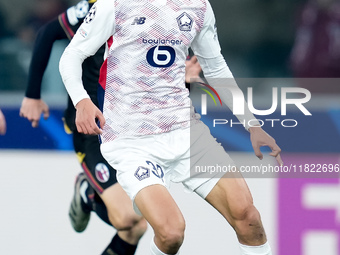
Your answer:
[0,0,340,254]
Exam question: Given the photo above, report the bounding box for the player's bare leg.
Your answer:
[100,183,147,245]
[205,171,271,254]
[135,184,185,255]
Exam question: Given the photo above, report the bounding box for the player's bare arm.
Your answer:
[0,109,7,135]
[75,98,105,135]
[19,97,50,128]
[249,126,283,166]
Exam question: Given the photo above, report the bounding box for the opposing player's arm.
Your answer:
[26,18,68,99]
[59,0,115,135]
[191,1,282,165]
[20,18,67,127]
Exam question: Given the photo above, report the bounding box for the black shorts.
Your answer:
[64,99,118,194]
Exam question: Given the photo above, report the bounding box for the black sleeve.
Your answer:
[25,18,69,99]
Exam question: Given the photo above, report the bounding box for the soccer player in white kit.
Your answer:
[59,0,283,254]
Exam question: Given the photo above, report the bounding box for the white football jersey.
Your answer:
[61,0,223,143]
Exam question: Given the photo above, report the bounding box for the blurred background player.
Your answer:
[0,109,6,135]
[290,0,340,93]
[19,1,147,254]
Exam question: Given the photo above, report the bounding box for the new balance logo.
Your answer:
[131,17,146,25]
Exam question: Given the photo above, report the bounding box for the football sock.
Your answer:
[150,238,179,255]
[239,242,272,255]
[101,233,137,255]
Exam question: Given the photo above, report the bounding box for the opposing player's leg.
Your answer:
[99,182,147,255]
[99,182,147,245]
[69,172,94,232]
[64,99,147,253]
[71,173,145,254]
[65,107,111,230]
[71,130,147,254]
[69,171,112,228]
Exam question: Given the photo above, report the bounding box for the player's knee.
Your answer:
[232,205,264,236]
[108,211,142,231]
[156,220,185,251]
[230,202,259,222]
[133,218,148,238]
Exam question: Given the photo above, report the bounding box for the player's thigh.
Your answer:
[100,134,184,232]
[134,184,185,234]
[205,171,254,224]
[187,122,254,222]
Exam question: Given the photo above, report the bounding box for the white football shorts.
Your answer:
[100,121,236,214]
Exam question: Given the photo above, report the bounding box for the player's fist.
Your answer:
[19,97,50,128]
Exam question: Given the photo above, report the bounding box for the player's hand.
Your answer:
[75,98,105,135]
[0,109,7,135]
[19,97,50,128]
[249,126,283,166]
[185,55,202,83]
